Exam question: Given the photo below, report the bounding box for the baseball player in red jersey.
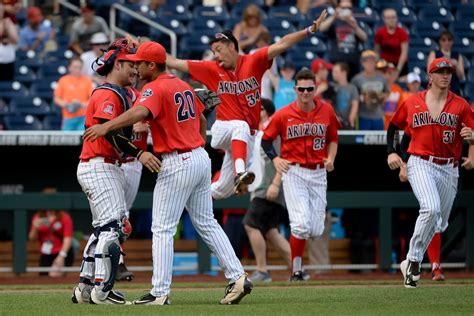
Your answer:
[72,39,161,305]
[387,57,474,288]
[166,11,328,198]
[84,41,253,305]
[261,68,339,281]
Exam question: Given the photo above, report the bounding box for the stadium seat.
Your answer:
[295,36,328,54]
[4,114,43,130]
[409,36,439,54]
[16,50,42,69]
[452,21,474,40]
[450,0,474,9]
[453,38,474,58]
[286,49,321,70]
[45,49,75,62]
[9,97,50,116]
[158,3,193,23]
[193,5,229,24]
[265,18,297,34]
[396,6,417,26]
[230,4,267,21]
[268,5,304,24]
[37,61,68,79]
[418,7,454,26]
[411,21,446,39]
[188,19,223,33]
[0,99,9,117]
[306,5,331,20]
[151,16,188,37]
[463,82,474,102]
[454,6,474,22]
[43,112,62,130]
[371,0,405,10]
[179,32,214,59]
[0,81,28,102]
[223,17,241,31]
[14,64,36,86]
[352,7,380,26]
[405,0,448,11]
[30,80,58,103]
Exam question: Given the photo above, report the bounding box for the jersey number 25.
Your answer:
[174,90,196,122]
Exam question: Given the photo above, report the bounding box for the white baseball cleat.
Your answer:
[89,288,131,305]
[220,273,253,305]
[71,285,92,304]
[400,259,420,288]
[133,293,170,305]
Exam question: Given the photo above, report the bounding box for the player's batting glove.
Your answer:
[120,217,132,241]
[194,88,221,115]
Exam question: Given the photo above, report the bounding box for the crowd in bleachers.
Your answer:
[0,0,474,131]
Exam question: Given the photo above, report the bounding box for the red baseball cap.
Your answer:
[126,41,166,64]
[27,7,43,23]
[428,57,456,74]
[311,58,333,73]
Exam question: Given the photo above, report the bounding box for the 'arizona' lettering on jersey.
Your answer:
[287,123,328,139]
[412,111,459,128]
[217,77,259,96]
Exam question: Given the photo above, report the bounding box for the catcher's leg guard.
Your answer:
[93,229,121,300]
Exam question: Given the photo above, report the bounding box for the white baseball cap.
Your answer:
[90,32,109,45]
[407,72,421,84]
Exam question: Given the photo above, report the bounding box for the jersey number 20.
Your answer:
[174,90,196,122]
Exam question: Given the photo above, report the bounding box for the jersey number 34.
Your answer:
[174,90,196,122]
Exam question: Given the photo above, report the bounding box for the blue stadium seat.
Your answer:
[268,5,304,24]
[452,21,474,40]
[10,97,50,116]
[409,36,439,54]
[405,0,448,10]
[179,32,214,59]
[463,82,474,102]
[43,112,62,130]
[396,6,417,26]
[371,0,405,10]
[265,19,297,34]
[0,99,10,117]
[453,38,474,58]
[223,17,241,31]
[455,6,474,22]
[295,36,328,54]
[45,49,75,62]
[37,61,68,79]
[450,0,474,9]
[466,66,474,82]
[188,19,223,33]
[151,16,188,37]
[411,21,446,39]
[4,114,43,130]
[158,3,193,23]
[16,50,42,69]
[306,5,331,21]
[230,4,267,21]
[352,7,380,26]
[0,81,28,102]
[14,64,37,86]
[286,49,320,70]
[418,7,454,26]
[193,5,229,24]
[30,80,58,103]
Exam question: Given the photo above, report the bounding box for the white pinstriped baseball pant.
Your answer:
[121,158,143,216]
[150,147,245,297]
[406,155,459,263]
[210,119,254,200]
[282,165,327,240]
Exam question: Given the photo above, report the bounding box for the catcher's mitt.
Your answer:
[194,88,221,115]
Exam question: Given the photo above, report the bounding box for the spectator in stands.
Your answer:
[69,3,109,55]
[54,57,94,131]
[80,32,109,85]
[427,30,465,96]
[377,59,406,130]
[232,4,269,53]
[268,59,296,110]
[28,188,75,277]
[18,7,53,53]
[319,0,368,79]
[405,72,421,96]
[251,32,276,101]
[0,6,18,81]
[351,50,389,130]
[331,62,359,129]
[374,8,409,78]
[1,0,21,24]
[244,98,291,282]
[311,58,336,102]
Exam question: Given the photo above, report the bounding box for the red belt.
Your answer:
[80,157,121,166]
[250,129,257,136]
[291,162,324,170]
[419,155,458,167]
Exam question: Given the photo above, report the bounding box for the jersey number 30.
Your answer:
[174,90,196,122]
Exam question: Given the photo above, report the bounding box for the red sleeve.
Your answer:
[391,100,408,129]
[326,105,339,144]
[374,27,383,45]
[399,27,409,43]
[187,60,219,86]
[92,90,123,121]
[61,212,74,238]
[250,46,273,73]
[262,110,283,141]
[136,84,162,119]
[461,102,474,128]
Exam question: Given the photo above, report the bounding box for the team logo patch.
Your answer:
[102,101,115,116]
[142,89,153,98]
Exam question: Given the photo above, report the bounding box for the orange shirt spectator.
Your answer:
[54,57,94,131]
[378,60,406,129]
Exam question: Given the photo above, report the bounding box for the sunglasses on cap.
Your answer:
[296,86,315,92]
[435,61,453,69]
[214,33,230,40]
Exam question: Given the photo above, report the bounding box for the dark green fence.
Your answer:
[1,191,474,273]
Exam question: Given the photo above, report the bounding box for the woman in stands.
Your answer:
[427,30,465,95]
[233,4,269,53]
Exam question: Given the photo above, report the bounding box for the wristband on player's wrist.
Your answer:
[305,26,315,36]
[59,251,67,258]
[136,150,144,159]
[387,148,396,156]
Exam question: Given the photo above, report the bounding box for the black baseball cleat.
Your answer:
[116,263,134,281]
[220,274,253,305]
[400,259,420,288]
[289,271,306,282]
[133,293,170,305]
[89,288,131,305]
[234,171,255,195]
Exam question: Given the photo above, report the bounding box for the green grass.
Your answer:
[1,281,474,315]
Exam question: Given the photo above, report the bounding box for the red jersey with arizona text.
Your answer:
[391,90,474,160]
[187,47,273,130]
[136,73,205,154]
[127,87,148,151]
[262,99,339,165]
[80,89,126,160]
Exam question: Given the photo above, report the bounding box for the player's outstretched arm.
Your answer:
[166,54,189,73]
[267,9,327,60]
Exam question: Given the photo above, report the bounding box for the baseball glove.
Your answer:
[194,88,221,115]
